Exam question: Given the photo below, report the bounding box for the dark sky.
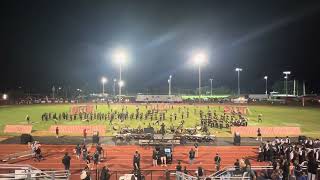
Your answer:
[1,0,320,94]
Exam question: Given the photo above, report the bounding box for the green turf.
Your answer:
[0,104,319,137]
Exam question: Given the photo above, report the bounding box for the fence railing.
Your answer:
[0,164,70,179]
[1,150,32,162]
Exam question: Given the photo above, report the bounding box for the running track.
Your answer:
[0,145,268,180]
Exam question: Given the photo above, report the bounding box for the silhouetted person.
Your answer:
[100,166,110,180]
[62,152,71,170]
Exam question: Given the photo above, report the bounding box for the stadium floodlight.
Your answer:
[235,68,243,96]
[101,77,107,96]
[192,51,208,102]
[264,76,268,95]
[112,48,129,102]
[283,71,291,96]
[209,78,213,96]
[168,75,172,96]
[118,80,124,88]
[193,52,207,66]
[2,94,8,100]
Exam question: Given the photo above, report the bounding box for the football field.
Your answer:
[0,104,319,137]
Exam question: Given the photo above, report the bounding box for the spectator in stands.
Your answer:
[164,169,170,180]
[176,161,182,172]
[214,153,221,171]
[307,151,317,180]
[196,163,204,178]
[81,165,91,180]
[175,161,182,180]
[293,162,303,179]
[62,152,71,170]
[100,166,110,180]
[133,151,141,170]
[183,166,188,175]
[152,149,158,166]
[242,159,256,180]
[189,148,195,164]
[234,159,240,174]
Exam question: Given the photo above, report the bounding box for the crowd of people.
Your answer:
[34,104,252,137]
[258,137,319,180]
[200,109,249,131]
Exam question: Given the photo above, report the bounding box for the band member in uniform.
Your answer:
[55,126,59,138]
[256,128,262,141]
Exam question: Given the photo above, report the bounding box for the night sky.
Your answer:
[1,0,320,94]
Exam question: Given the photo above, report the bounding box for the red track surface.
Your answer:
[0,145,267,180]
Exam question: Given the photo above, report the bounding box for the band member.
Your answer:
[256,128,262,141]
[83,128,87,142]
[55,126,59,138]
[258,114,262,123]
[25,115,30,124]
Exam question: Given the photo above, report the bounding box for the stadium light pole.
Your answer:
[209,78,213,96]
[118,80,124,96]
[264,76,268,95]
[113,79,117,97]
[192,52,207,103]
[283,71,291,96]
[112,48,128,102]
[168,75,172,96]
[235,68,243,97]
[101,77,107,96]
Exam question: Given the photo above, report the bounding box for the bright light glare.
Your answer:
[264,76,268,80]
[283,71,291,75]
[2,94,8,100]
[192,52,207,65]
[235,68,243,72]
[113,48,128,65]
[101,77,107,84]
[118,80,124,87]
